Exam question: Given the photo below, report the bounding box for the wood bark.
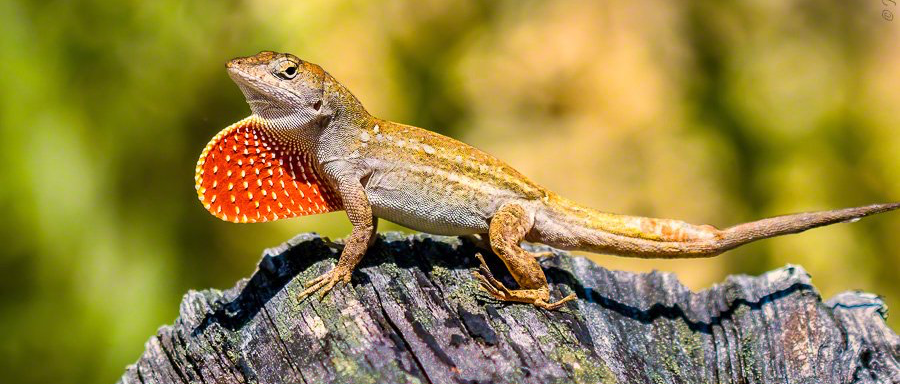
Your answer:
[119,232,900,383]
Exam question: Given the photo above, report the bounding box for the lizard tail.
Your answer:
[534,198,900,259]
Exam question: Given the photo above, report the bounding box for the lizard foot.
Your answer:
[298,267,352,301]
[472,253,576,310]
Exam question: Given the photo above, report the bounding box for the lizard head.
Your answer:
[226,51,328,128]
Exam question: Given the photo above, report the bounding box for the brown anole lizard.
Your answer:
[194,51,899,310]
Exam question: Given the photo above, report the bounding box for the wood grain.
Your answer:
[119,232,900,384]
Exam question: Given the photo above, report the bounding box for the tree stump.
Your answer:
[118,232,899,383]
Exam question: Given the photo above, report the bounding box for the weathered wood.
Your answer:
[119,232,900,384]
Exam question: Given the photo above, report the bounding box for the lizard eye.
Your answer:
[273,60,298,80]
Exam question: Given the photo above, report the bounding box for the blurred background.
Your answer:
[1,0,899,382]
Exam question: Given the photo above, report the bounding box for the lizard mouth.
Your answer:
[226,66,298,116]
[224,56,328,126]
[227,68,269,105]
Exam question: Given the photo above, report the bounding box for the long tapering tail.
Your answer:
[719,203,900,246]
[536,199,900,259]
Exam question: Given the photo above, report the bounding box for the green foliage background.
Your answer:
[1,1,898,383]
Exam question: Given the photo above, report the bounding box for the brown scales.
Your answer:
[197,51,900,311]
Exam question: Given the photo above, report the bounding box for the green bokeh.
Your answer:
[1,1,897,383]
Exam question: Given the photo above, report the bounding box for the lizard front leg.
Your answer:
[474,203,576,310]
[298,167,376,300]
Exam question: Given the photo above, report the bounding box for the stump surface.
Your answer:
[119,232,900,384]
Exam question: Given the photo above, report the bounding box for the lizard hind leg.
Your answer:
[473,203,576,310]
[462,233,560,257]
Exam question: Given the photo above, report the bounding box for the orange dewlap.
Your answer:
[194,116,342,223]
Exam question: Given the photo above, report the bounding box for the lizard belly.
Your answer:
[364,168,493,236]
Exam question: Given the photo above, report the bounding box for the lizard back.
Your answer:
[353,119,549,235]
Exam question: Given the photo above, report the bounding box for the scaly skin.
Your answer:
[195,51,900,310]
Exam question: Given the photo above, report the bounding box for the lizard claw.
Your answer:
[298,267,352,301]
[473,271,509,299]
[472,252,575,310]
[534,293,577,310]
[473,253,512,298]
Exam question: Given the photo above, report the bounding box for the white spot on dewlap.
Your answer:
[422,144,436,154]
[373,124,379,133]
[360,132,371,142]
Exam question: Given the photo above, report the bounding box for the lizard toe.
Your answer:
[299,267,352,301]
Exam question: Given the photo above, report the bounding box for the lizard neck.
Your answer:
[260,72,374,160]
[322,72,371,130]
[318,73,375,146]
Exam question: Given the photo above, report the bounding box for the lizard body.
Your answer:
[195,51,900,309]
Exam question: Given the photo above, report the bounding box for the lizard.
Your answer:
[194,51,900,310]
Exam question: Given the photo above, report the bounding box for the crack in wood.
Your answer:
[375,289,433,384]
